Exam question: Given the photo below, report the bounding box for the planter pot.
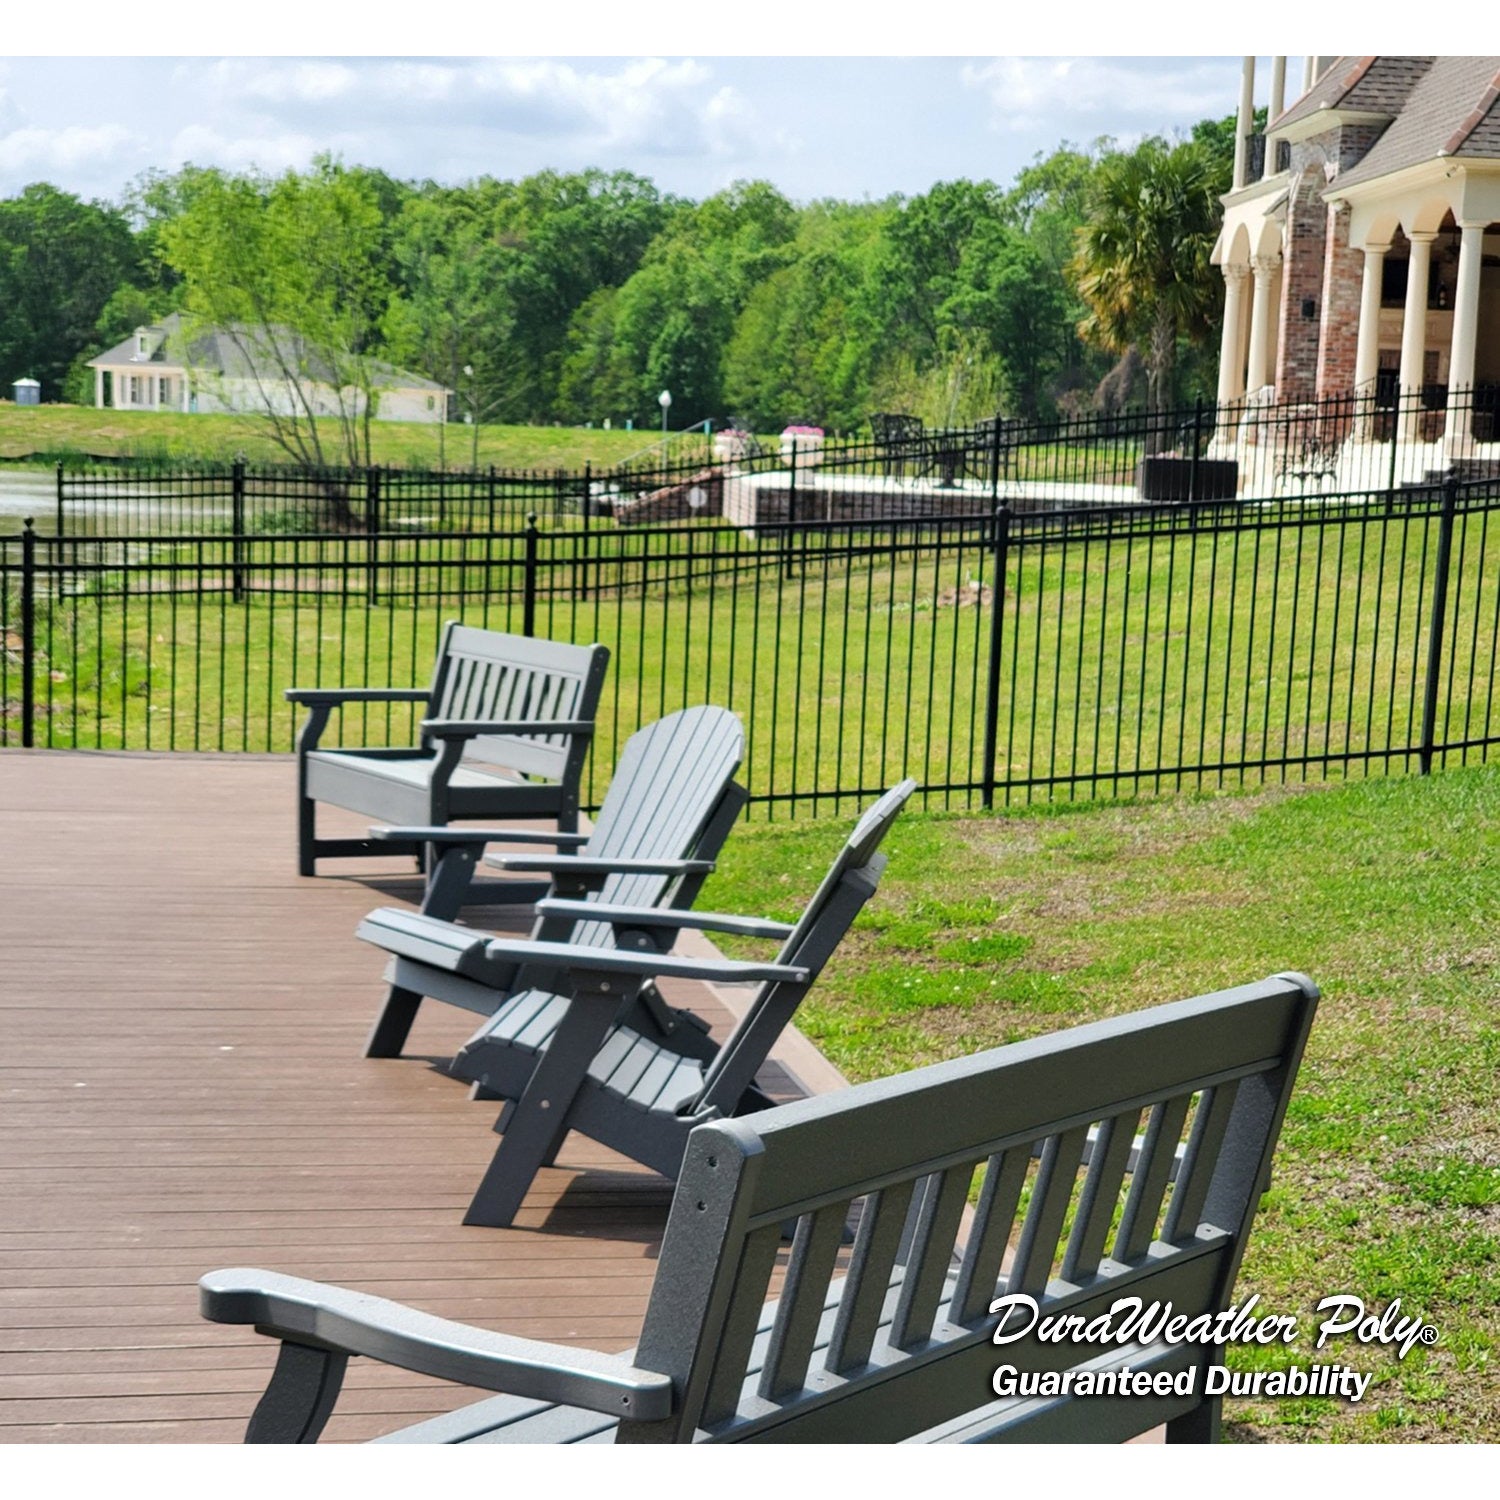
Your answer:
[1137,456,1238,502]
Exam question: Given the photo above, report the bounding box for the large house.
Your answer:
[86,313,451,425]
[1213,56,1500,462]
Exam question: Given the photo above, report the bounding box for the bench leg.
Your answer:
[364,984,424,1059]
[297,794,317,877]
[1165,1394,1221,1443]
[462,999,613,1228]
[246,1340,349,1444]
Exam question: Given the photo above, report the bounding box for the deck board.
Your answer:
[0,751,810,1444]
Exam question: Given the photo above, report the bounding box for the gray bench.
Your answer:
[200,970,1318,1443]
[289,624,609,876]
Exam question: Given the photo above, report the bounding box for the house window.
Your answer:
[128,375,141,405]
[427,395,434,410]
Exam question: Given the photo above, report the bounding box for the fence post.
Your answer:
[366,466,381,606]
[20,518,36,748]
[785,437,798,579]
[1418,472,1460,775]
[980,504,1011,810]
[988,415,1004,502]
[579,461,592,603]
[54,460,64,538]
[231,457,246,603]
[1188,397,1203,502]
[522,512,539,637]
[1386,392,1401,507]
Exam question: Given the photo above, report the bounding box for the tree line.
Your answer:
[0,116,1235,452]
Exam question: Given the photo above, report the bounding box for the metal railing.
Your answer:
[5,473,1497,817]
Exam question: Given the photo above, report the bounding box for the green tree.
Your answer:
[1068,136,1225,419]
[0,183,144,398]
[157,157,395,491]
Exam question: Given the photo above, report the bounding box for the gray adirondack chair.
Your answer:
[289,623,609,875]
[436,778,916,1227]
[200,971,1320,1443]
[358,705,748,1062]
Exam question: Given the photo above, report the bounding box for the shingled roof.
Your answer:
[88,313,448,393]
[1268,56,1500,192]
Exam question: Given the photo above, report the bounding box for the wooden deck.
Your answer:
[0,751,818,1443]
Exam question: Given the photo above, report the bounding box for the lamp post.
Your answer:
[464,364,478,472]
[658,388,672,438]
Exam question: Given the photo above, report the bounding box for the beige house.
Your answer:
[86,314,451,424]
[1213,57,1500,474]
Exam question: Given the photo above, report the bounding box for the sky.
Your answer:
[0,12,1374,208]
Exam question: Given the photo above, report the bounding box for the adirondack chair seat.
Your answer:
[201,972,1321,1444]
[356,706,747,1062]
[292,624,609,876]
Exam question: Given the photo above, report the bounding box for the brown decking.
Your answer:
[0,752,813,1443]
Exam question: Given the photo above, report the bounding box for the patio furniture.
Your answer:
[289,624,609,876]
[199,969,1319,1443]
[357,705,747,1061]
[439,779,916,1227]
[870,412,925,479]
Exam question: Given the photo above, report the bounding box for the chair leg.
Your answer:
[462,998,614,1228]
[364,984,424,1059]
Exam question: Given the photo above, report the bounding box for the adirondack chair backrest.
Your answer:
[424,624,609,781]
[544,706,746,949]
[688,779,916,1117]
[627,972,1319,1443]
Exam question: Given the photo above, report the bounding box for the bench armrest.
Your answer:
[199,1268,672,1421]
[368,825,591,848]
[285,688,430,705]
[480,935,806,987]
[536,898,796,941]
[419,718,595,740]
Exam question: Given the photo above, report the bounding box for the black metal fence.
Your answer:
[5,474,1497,816]
[27,384,1500,540]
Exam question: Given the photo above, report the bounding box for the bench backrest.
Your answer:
[688,779,915,1117]
[424,623,609,782]
[625,972,1318,1443]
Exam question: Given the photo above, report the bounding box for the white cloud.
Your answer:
[962,56,1237,138]
[0,123,142,184]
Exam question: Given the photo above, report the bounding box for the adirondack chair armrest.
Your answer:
[419,718,595,740]
[286,687,431,707]
[535,898,796,941]
[368,824,591,848]
[478,936,808,987]
[199,1269,673,1421]
[482,855,714,876]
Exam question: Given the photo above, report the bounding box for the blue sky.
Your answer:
[0,13,1368,206]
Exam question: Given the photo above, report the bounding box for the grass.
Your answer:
[0,399,677,472]
[698,765,1500,1442]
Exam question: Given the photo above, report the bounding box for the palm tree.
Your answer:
[1069,137,1224,433]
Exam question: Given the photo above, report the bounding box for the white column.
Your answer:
[1246,254,1280,394]
[1444,221,1487,451]
[95,367,104,409]
[1399,231,1437,439]
[1303,57,1316,93]
[1234,58,1256,191]
[1352,242,1389,436]
[1217,265,1250,403]
[1264,58,1287,179]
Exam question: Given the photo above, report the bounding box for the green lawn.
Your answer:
[0,399,682,472]
[699,765,1500,1442]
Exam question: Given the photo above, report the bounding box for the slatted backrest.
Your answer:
[425,624,609,780]
[537,707,746,950]
[688,780,916,1117]
[625,973,1319,1443]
